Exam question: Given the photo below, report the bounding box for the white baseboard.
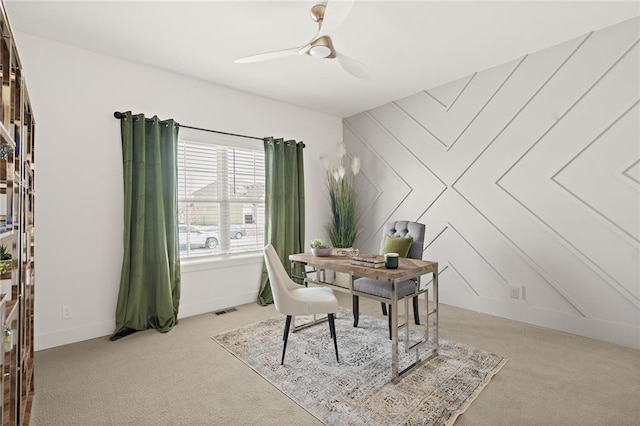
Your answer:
[178,290,258,318]
[439,289,640,350]
[35,320,114,351]
[35,290,259,351]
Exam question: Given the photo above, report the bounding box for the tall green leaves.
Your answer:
[324,143,359,248]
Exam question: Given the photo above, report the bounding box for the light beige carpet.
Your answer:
[28,294,640,425]
[214,310,507,425]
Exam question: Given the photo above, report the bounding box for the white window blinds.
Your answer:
[177,137,265,258]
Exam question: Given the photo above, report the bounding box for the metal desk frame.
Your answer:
[289,253,439,380]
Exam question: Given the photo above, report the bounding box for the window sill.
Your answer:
[180,252,263,273]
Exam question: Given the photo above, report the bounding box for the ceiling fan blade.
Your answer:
[336,52,371,80]
[234,46,302,64]
[318,0,356,37]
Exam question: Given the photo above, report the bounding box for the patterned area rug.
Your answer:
[213,310,507,425]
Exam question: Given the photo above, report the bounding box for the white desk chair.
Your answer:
[263,244,340,365]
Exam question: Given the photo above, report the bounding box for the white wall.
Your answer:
[14,33,341,350]
[345,17,640,349]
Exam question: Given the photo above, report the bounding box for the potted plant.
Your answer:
[310,238,332,257]
[321,142,360,250]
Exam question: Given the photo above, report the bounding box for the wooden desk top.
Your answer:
[289,253,438,280]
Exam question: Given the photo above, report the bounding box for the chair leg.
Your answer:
[388,304,393,340]
[281,315,292,365]
[328,313,339,363]
[413,296,420,325]
[381,302,388,316]
[352,295,360,327]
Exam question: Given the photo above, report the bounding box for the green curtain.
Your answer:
[257,137,305,305]
[111,112,181,340]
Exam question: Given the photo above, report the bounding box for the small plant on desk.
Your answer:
[310,238,329,249]
[310,239,332,257]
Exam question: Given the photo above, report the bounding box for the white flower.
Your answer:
[333,170,340,182]
[338,166,346,179]
[336,142,346,159]
[320,155,330,170]
[351,156,360,176]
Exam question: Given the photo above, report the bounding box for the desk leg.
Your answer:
[433,270,439,351]
[391,279,399,379]
[425,289,429,345]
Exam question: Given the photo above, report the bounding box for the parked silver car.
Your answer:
[179,225,219,249]
[230,225,246,240]
[179,224,246,249]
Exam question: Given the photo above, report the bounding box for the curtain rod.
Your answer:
[113,111,264,141]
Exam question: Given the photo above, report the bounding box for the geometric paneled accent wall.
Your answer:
[344,17,639,349]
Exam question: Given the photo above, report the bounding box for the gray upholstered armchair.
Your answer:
[352,221,426,338]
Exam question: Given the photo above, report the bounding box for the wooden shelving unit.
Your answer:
[0,2,35,425]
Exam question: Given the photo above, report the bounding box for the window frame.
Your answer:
[176,127,265,262]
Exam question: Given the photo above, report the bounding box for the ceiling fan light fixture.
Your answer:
[305,35,336,59]
[309,45,332,58]
[234,1,370,79]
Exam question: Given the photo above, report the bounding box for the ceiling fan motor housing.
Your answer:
[306,35,336,58]
[310,4,326,22]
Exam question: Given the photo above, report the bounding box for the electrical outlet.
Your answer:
[510,286,520,299]
[62,304,73,319]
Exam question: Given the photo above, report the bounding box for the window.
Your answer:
[177,131,265,258]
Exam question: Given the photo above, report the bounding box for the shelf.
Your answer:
[3,298,17,324]
[0,3,35,425]
[25,160,34,173]
[0,123,15,150]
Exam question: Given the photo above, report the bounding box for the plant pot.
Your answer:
[311,247,332,257]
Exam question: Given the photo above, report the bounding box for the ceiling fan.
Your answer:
[234,1,371,80]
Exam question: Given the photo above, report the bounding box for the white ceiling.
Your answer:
[4,0,639,117]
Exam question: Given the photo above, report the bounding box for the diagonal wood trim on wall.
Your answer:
[344,17,640,349]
